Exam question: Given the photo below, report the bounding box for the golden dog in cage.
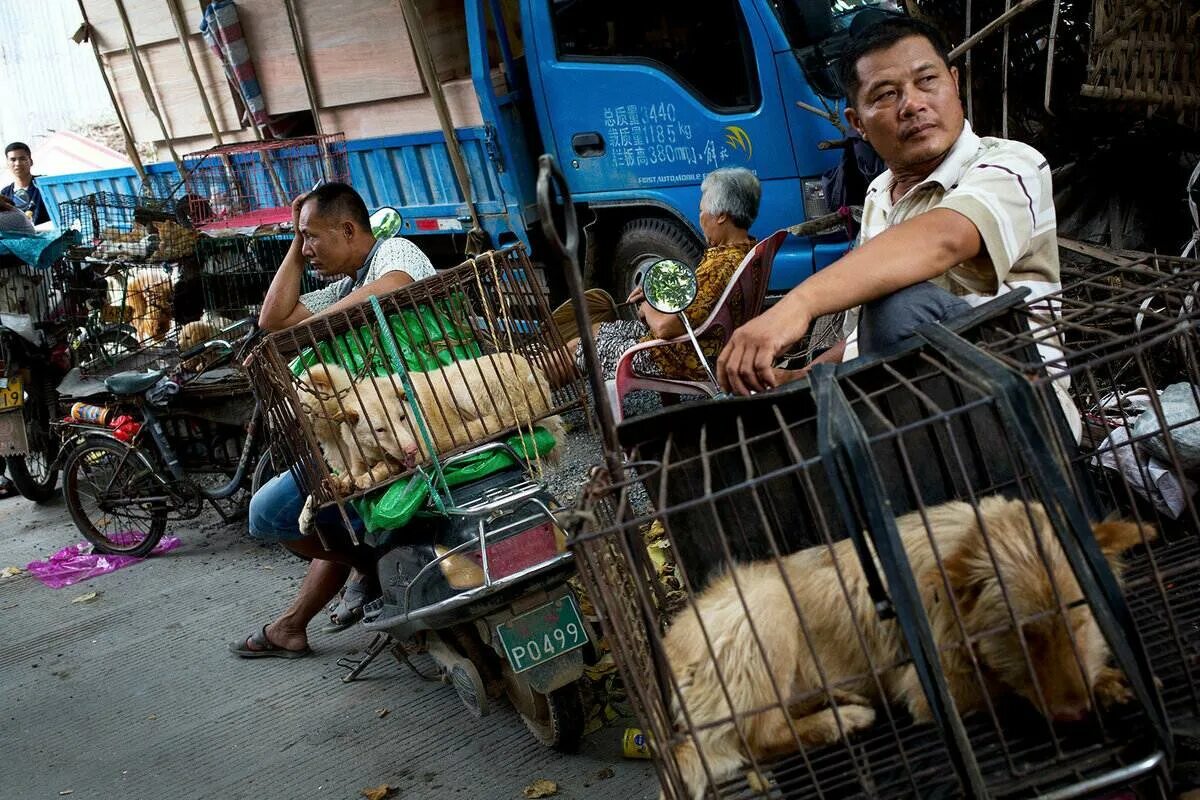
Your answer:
[296,351,564,495]
[661,495,1155,799]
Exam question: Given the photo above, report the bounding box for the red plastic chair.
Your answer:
[611,229,788,420]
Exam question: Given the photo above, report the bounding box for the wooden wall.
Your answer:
[81,0,486,153]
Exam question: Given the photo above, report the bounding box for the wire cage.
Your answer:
[569,258,1199,799]
[58,192,197,264]
[0,255,53,326]
[182,134,349,231]
[245,244,587,544]
[195,232,319,322]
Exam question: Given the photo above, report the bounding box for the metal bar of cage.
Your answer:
[569,253,1197,799]
[245,244,586,548]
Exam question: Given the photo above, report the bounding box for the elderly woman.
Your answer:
[553,167,761,387]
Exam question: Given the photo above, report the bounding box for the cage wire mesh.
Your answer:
[246,244,586,546]
[59,192,197,264]
[0,255,52,325]
[195,232,319,323]
[182,134,349,231]
[571,254,1200,799]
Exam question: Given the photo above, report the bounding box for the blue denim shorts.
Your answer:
[248,468,363,544]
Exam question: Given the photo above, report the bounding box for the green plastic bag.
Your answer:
[353,428,558,544]
[290,295,481,378]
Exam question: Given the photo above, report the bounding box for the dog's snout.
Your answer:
[1050,705,1089,723]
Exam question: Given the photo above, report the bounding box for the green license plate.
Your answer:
[496,595,588,673]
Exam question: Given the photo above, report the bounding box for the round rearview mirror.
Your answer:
[642,258,698,315]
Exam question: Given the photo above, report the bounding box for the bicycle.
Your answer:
[57,317,273,557]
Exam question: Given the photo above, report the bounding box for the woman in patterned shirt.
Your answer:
[552,167,760,387]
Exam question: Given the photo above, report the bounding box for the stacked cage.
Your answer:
[182,134,349,231]
[570,254,1200,798]
[57,192,198,376]
[246,244,586,544]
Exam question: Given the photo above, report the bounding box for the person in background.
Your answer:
[548,167,761,388]
[2,143,51,227]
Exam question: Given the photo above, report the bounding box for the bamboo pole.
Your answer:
[71,9,147,184]
[280,0,324,136]
[113,0,187,178]
[397,0,488,252]
[165,0,223,146]
[949,0,1046,60]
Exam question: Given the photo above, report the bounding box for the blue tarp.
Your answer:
[0,230,79,270]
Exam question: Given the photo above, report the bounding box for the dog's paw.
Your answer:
[353,473,375,491]
[1095,666,1134,707]
[745,767,773,794]
[834,704,876,735]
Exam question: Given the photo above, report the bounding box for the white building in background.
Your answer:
[0,0,119,172]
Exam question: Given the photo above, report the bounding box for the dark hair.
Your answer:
[5,141,32,158]
[837,16,952,106]
[303,181,370,231]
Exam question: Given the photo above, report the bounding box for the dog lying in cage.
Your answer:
[296,352,564,494]
[661,495,1154,799]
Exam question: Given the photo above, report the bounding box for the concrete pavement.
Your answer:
[0,493,658,800]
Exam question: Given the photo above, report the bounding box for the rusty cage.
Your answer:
[246,244,586,543]
[570,251,1200,798]
[182,134,349,231]
[57,192,199,377]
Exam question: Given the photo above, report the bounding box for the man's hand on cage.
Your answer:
[718,302,811,395]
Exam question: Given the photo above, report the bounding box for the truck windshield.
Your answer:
[770,0,900,48]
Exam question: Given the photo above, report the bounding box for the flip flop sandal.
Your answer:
[229,624,312,659]
[322,579,369,633]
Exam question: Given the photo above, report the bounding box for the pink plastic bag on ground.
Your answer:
[26,534,182,589]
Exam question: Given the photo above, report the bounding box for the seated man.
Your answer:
[231,182,434,658]
[718,16,1068,427]
[549,167,761,388]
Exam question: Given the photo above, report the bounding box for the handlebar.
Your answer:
[178,316,260,367]
[535,154,579,265]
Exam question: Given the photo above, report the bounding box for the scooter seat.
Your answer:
[105,369,164,396]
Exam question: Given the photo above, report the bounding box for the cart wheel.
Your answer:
[250,448,281,496]
[521,682,586,753]
[62,437,168,558]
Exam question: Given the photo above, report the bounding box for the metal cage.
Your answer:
[195,233,318,321]
[246,244,586,543]
[182,134,349,231]
[570,255,1199,799]
[58,192,196,264]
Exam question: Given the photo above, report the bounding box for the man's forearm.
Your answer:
[258,237,307,331]
[785,208,982,322]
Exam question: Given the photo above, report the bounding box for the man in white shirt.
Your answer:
[717,15,1062,396]
[232,183,435,658]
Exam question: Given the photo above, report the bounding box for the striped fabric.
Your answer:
[843,120,1061,355]
[839,121,1080,440]
[200,0,271,131]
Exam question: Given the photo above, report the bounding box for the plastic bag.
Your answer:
[290,296,481,378]
[26,535,182,589]
[1131,382,1200,469]
[354,428,558,543]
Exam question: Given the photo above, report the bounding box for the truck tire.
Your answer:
[611,217,704,299]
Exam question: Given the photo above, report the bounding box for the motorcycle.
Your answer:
[349,441,593,751]
[0,252,73,502]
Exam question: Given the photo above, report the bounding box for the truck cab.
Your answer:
[477,0,893,295]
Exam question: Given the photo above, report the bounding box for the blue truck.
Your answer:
[40,0,891,297]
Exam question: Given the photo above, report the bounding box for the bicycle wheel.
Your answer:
[5,370,60,502]
[62,437,168,557]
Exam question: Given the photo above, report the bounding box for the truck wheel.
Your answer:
[611,218,704,298]
[522,682,586,753]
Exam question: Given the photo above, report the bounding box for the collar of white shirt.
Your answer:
[867,120,983,213]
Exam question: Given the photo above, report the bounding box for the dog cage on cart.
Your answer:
[244,243,587,544]
[56,191,199,377]
[538,159,1199,797]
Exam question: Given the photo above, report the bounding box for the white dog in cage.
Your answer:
[297,352,563,494]
[661,496,1154,799]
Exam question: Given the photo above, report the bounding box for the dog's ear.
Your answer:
[938,549,986,618]
[1091,519,1157,556]
[340,406,360,425]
